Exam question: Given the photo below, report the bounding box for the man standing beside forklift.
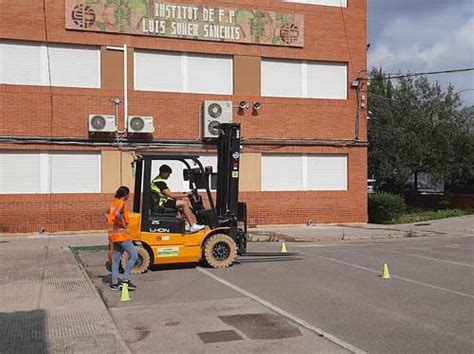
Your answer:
[151,164,206,232]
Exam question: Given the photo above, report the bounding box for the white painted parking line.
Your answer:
[370,248,474,268]
[301,253,474,299]
[442,245,465,249]
[294,244,352,248]
[197,267,365,354]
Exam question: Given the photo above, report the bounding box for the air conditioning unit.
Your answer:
[128,116,155,133]
[88,114,117,133]
[203,100,233,139]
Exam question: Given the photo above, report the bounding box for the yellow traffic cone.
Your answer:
[280,241,288,253]
[120,283,130,301]
[382,263,391,279]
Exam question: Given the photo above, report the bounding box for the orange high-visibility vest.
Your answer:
[107,198,131,243]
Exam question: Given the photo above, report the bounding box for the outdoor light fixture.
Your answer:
[351,80,360,88]
[252,102,262,115]
[237,100,249,115]
[239,101,249,110]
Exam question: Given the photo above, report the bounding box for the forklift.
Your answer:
[115,123,248,273]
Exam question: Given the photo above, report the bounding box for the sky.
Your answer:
[368,0,474,106]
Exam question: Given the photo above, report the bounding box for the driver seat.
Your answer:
[151,194,178,216]
[151,205,178,216]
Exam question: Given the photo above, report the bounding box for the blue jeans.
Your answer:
[111,240,138,284]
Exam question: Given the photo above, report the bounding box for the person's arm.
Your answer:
[114,202,128,228]
[161,188,187,199]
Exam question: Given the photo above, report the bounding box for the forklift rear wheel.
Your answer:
[121,246,150,275]
[203,234,237,268]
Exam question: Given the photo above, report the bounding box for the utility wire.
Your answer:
[364,67,474,81]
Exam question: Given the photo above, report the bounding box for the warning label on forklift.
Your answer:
[157,247,179,258]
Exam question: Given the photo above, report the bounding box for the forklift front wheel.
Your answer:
[121,246,151,275]
[202,234,238,268]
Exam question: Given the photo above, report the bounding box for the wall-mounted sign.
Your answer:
[65,1,304,47]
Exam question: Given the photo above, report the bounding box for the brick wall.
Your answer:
[0,0,368,233]
[0,190,367,234]
[1,0,367,141]
[0,193,112,234]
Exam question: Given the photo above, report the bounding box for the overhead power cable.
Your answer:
[364,67,474,81]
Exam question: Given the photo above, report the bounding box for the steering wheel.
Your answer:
[188,189,204,211]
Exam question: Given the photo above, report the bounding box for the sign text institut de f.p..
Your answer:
[65,0,304,47]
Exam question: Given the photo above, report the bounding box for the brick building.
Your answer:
[0,0,368,233]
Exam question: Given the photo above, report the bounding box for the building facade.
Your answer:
[0,0,368,233]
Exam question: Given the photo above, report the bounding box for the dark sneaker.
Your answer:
[121,280,137,291]
[110,282,120,291]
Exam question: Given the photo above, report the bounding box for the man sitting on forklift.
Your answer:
[151,164,205,232]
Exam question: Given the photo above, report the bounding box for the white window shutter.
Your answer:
[187,54,233,94]
[0,41,45,85]
[262,155,303,191]
[135,50,232,95]
[48,44,100,88]
[134,50,183,92]
[50,152,101,193]
[0,152,42,193]
[307,62,347,99]
[283,0,347,7]
[262,58,347,99]
[307,155,347,190]
[262,59,303,98]
[0,41,100,88]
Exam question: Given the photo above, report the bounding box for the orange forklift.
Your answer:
[115,123,248,273]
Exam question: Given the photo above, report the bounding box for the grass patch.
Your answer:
[69,245,108,266]
[397,208,474,224]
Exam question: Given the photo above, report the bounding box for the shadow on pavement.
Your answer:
[0,310,47,353]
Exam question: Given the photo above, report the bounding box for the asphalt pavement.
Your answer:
[210,235,474,353]
[1,215,473,353]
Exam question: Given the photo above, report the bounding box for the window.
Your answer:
[187,54,233,94]
[282,0,347,7]
[307,155,347,190]
[307,62,347,99]
[134,51,182,92]
[261,60,303,98]
[0,41,100,88]
[262,155,303,191]
[0,152,101,194]
[262,59,347,99]
[134,50,233,95]
[0,41,45,85]
[50,153,101,193]
[262,154,347,191]
[0,152,42,193]
[48,44,101,88]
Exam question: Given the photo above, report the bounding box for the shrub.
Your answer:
[368,192,406,224]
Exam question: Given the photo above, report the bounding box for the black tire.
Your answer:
[121,245,151,275]
[203,234,237,268]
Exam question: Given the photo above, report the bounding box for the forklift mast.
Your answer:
[216,123,244,241]
[216,123,240,219]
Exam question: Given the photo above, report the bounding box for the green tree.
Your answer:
[368,68,474,194]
